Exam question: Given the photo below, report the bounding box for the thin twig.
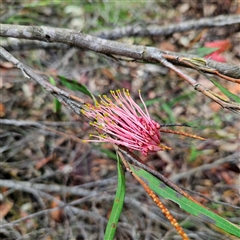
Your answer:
[0,119,80,127]
[0,46,85,115]
[96,14,240,39]
[170,152,240,182]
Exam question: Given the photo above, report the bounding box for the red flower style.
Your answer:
[81,89,165,156]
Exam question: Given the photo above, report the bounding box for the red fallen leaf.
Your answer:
[204,39,231,53]
[0,201,13,219]
[205,51,226,62]
[204,39,231,62]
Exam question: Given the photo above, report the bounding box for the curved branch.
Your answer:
[0,46,85,115]
[1,23,240,80]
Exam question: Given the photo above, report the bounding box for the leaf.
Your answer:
[104,155,126,240]
[197,47,219,57]
[0,201,13,219]
[161,103,176,123]
[204,40,231,53]
[140,98,162,107]
[129,164,240,238]
[49,77,62,113]
[210,78,240,103]
[205,52,226,62]
[58,75,96,103]
[189,145,202,162]
[202,40,231,62]
[100,148,118,161]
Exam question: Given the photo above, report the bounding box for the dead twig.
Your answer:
[0,24,239,80]
[170,152,240,182]
[0,46,85,115]
[96,14,240,39]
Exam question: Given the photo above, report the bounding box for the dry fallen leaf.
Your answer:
[0,103,6,117]
[50,196,63,223]
[0,201,13,219]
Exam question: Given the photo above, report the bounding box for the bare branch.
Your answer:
[1,45,239,114]
[170,152,240,182]
[0,46,85,115]
[0,179,95,197]
[96,14,240,39]
[1,38,69,51]
[1,23,239,80]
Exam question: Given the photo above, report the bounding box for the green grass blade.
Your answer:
[210,78,240,103]
[161,103,176,122]
[104,155,126,240]
[58,75,97,103]
[197,47,219,57]
[129,164,240,237]
[49,76,62,113]
[99,148,118,161]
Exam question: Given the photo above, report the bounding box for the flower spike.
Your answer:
[82,89,164,156]
[82,89,205,156]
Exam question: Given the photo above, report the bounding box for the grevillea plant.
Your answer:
[80,89,240,239]
[81,88,205,156]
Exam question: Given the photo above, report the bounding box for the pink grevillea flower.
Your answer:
[81,89,164,156]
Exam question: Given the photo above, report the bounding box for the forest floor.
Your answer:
[1,1,240,240]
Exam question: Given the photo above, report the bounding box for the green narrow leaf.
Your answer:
[210,78,240,103]
[58,75,97,103]
[188,145,202,162]
[169,91,195,106]
[99,148,118,161]
[53,98,62,113]
[104,155,126,240]
[129,164,240,238]
[139,98,162,108]
[49,76,62,113]
[197,47,219,57]
[161,103,176,122]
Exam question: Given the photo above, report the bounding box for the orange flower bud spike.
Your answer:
[130,166,189,240]
[160,128,206,141]
[117,150,189,240]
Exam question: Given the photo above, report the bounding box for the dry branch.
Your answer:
[170,152,240,182]
[96,14,240,39]
[0,46,85,115]
[1,23,239,80]
[1,44,239,113]
[0,179,172,231]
